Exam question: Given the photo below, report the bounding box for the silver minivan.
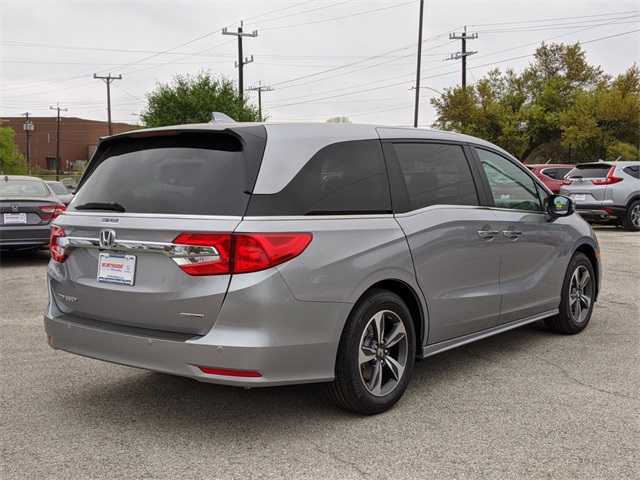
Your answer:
[45,122,600,414]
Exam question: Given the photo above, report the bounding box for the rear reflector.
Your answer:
[199,367,262,378]
[172,232,312,276]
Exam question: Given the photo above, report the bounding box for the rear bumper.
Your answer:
[44,281,351,387]
[0,225,50,248]
[574,204,626,222]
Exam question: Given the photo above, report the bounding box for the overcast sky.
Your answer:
[1,0,638,127]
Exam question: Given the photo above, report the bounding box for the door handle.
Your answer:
[478,230,500,239]
[503,230,523,239]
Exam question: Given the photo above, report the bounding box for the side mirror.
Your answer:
[547,195,574,218]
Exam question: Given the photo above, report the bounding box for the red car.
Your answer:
[526,164,575,194]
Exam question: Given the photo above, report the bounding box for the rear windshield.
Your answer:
[0,180,50,197]
[567,164,612,179]
[71,133,249,216]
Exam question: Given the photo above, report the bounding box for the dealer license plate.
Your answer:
[97,253,136,286]
[573,194,586,202]
[4,213,27,224]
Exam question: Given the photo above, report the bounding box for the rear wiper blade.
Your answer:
[75,201,126,212]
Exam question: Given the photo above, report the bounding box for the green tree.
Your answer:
[0,125,28,174]
[140,71,260,127]
[430,43,638,163]
[561,66,640,161]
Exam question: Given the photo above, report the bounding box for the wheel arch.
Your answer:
[367,279,426,359]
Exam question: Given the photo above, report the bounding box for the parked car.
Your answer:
[45,180,74,206]
[526,164,574,194]
[45,122,601,414]
[0,175,66,250]
[560,161,640,231]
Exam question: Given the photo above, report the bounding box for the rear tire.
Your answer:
[327,289,415,415]
[622,200,640,232]
[545,253,595,334]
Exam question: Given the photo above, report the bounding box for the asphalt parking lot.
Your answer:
[1,227,638,479]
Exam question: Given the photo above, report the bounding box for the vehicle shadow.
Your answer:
[0,248,50,268]
[58,322,556,438]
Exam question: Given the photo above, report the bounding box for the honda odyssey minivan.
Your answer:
[45,121,600,414]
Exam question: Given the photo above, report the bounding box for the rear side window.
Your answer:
[392,143,479,211]
[623,165,639,179]
[71,133,249,216]
[246,140,391,216]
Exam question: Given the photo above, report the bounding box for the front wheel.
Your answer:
[545,252,596,334]
[623,200,640,232]
[327,289,416,415]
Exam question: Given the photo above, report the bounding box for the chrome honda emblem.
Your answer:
[99,229,117,248]
[10,204,19,213]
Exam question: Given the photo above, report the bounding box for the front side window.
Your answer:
[392,142,479,211]
[476,148,543,212]
[246,140,391,216]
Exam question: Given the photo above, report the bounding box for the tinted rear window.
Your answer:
[0,180,49,197]
[71,133,249,216]
[246,140,391,216]
[392,143,479,211]
[568,165,612,179]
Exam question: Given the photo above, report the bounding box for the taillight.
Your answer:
[562,178,572,185]
[50,225,68,263]
[172,233,233,276]
[233,234,313,273]
[592,167,623,185]
[40,204,66,219]
[172,233,312,276]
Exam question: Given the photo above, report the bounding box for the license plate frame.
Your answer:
[97,253,137,286]
[4,213,27,224]
[573,194,586,202]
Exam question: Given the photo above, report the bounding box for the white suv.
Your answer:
[561,161,640,231]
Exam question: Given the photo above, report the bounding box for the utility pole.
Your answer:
[413,0,425,128]
[93,73,122,135]
[222,21,258,98]
[50,103,67,181]
[21,112,34,171]
[246,83,273,121]
[448,27,478,90]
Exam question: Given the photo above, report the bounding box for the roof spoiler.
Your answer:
[210,112,237,123]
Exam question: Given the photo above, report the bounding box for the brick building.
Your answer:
[2,116,137,172]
